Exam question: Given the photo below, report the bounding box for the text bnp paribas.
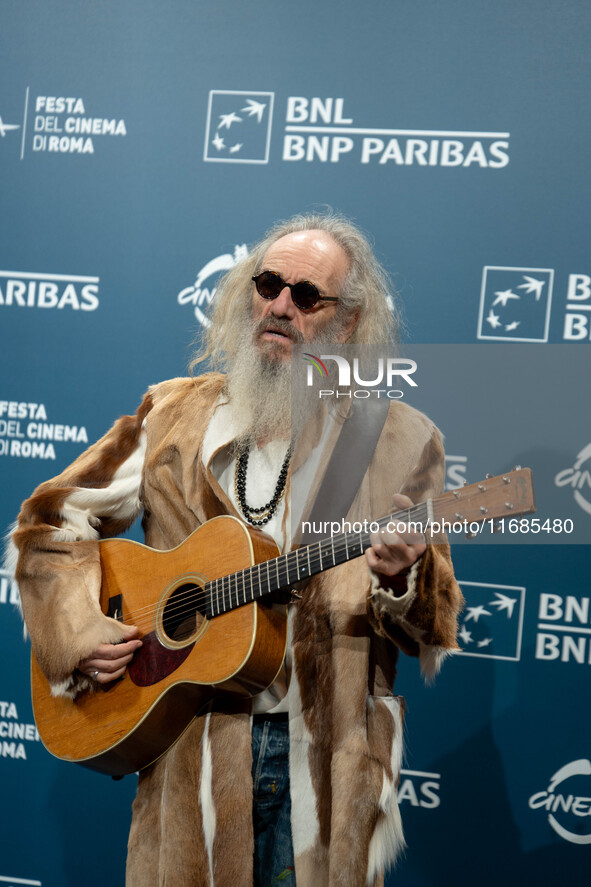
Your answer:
[282,97,509,168]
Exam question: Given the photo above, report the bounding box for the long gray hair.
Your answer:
[192,211,401,372]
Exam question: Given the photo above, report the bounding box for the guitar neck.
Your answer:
[205,467,535,619]
[205,501,431,619]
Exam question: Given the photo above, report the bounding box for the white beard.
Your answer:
[226,341,293,449]
[225,313,346,450]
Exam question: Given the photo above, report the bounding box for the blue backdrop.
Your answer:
[1,2,590,885]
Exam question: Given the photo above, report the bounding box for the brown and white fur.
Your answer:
[12,375,463,887]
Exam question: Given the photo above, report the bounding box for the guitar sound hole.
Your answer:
[162,583,206,643]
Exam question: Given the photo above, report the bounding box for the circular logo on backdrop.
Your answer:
[177,244,248,327]
[529,759,591,844]
[554,443,591,515]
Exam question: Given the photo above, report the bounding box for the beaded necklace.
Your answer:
[234,444,292,527]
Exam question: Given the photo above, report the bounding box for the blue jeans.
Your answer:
[251,716,296,887]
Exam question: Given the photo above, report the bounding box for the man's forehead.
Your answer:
[262,230,348,274]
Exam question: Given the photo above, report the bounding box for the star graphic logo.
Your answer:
[458,625,472,645]
[477,266,554,342]
[492,289,519,308]
[485,309,502,329]
[518,276,546,299]
[242,99,266,122]
[218,111,242,130]
[456,582,526,661]
[489,592,517,618]
[204,90,274,164]
[464,604,492,623]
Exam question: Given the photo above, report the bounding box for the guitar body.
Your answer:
[31,516,287,777]
[30,468,536,778]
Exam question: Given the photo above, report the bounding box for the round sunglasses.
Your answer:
[252,270,339,311]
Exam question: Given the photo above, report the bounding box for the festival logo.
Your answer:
[456,581,526,661]
[477,267,554,342]
[177,244,248,327]
[0,399,89,461]
[31,93,126,155]
[0,699,41,761]
[529,759,591,845]
[2,89,127,158]
[554,443,591,516]
[204,91,275,164]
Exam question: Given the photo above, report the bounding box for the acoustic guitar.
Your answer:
[31,468,535,776]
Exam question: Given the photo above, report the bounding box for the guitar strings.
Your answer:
[119,504,425,624]
[116,504,432,631]
[120,503,432,628]
[110,474,517,631]
[122,504,451,631]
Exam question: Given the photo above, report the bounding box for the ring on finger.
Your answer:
[92,670,99,680]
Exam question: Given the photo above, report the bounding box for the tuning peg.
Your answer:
[465,529,478,539]
[491,520,503,534]
[485,473,493,479]
[512,465,522,471]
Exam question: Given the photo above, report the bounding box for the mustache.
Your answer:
[253,317,306,344]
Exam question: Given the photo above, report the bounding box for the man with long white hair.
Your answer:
[12,212,462,887]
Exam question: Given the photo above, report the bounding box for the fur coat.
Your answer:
[12,374,463,887]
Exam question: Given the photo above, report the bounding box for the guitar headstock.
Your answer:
[433,467,536,527]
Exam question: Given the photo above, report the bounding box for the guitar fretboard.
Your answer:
[205,503,430,618]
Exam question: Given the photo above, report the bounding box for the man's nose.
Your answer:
[269,285,296,318]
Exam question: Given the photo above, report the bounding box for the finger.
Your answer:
[377,541,426,564]
[365,547,387,573]
[387,527,426,545]
[370,529,402,547]
[79,637,142,681]
[366,541,426,576]
[366,546,414,576]
[370,527,425,547]
[391,493,414,510]
[82,652,136,674]
[94,665,129,685]
[81,639,143,662]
